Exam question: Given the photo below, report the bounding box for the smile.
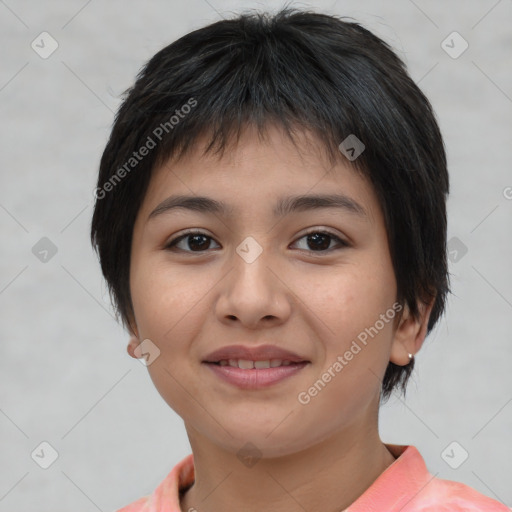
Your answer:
[216,359,296,368]
[203,360,309,389]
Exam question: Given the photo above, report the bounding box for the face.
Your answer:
[128,123,419,457]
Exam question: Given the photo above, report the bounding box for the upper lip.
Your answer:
[203,344,309,363]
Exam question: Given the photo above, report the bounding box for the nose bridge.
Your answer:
[232,235,276,297]
[217,234,290,326]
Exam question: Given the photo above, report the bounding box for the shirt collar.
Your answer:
[148,444,432,512]
[344,444,434,511]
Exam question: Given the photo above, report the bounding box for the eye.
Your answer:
[292,229,349,253]
[164,230,220,253]
[164,229,349,254]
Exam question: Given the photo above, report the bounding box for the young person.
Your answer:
[90,7,510,512]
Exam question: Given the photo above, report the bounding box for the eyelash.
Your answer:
[164,228,349,255]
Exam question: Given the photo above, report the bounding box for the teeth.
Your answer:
[219,359,295,368]
[238,359,254,369]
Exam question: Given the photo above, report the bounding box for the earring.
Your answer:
[408,353,414,361]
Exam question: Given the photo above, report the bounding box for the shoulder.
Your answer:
[412,476,511,512]
[112,453,194,512]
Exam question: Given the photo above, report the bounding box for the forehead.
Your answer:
[140,123,379,227]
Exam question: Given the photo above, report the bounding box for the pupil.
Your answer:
[308,233,330,251]
[189,235,209,251]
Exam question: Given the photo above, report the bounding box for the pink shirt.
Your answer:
[116,444,510,511]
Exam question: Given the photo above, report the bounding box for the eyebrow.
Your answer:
[147,193,367,222]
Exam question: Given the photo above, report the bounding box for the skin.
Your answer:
[126,123,434,512]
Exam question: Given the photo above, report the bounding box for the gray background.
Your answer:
[1,0,511,510]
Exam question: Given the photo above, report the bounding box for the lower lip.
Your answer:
[203,362,309,389]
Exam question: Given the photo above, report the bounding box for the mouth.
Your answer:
[202,358,310,389]
[203,344,309,365]
[206,358,306,369]
[202,344,310,389]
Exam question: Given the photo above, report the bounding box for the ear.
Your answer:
[390,297,435,366]
[127,336,141,359]
[126,321,141,359]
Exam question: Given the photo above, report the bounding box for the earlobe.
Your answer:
[390,299,435,366]
[127,336,141,359]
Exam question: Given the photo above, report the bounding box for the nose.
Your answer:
[215,241,292,329]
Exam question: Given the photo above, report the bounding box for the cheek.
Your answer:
[297,263,395,346]
[130,261,206,413]
[130,257,196,337]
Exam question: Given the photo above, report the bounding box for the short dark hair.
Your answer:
[90,7,450,402]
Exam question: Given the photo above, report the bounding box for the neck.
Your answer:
[180,424,396,512]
